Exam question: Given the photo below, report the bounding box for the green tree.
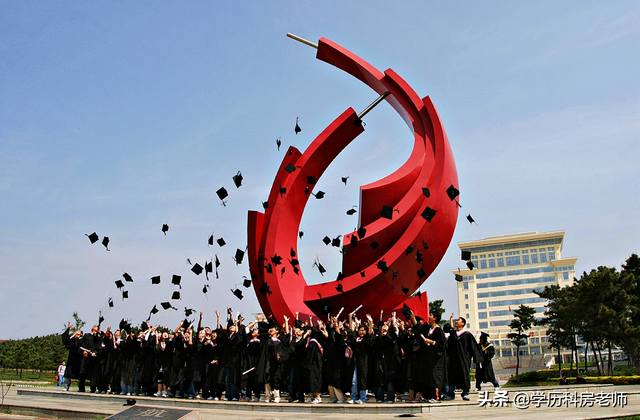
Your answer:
[71,312,86,333]
[508,304,536,383]
[535,285,576,377]
[428,299,446,324]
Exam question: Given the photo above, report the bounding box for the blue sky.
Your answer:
[1,2,638,339]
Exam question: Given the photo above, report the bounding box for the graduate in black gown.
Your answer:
[61,322,82,391]
[347,313,374,404]
[446,314,482,400]
[475,332,499,390]
[416,311,447,402]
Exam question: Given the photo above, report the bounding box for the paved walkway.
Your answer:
[0,384,639,420]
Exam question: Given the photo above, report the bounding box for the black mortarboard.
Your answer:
[290,248,296,257]
[480,331,490,340]
[162,224,169,235]
[421,207,436,222]
[422,240,429,249]
[332,237,341,247]
[305,186,310,195]
[377,260,389,273]
[455,274,463,282]
[446,185,460,201]
[140,321,148,332]
[172,291,181,300]
[260,283,272,295]
[322,236,331,245]
[381,206,393,220]
[122,290,129,300]
[86,232,99,244]
[98,312,104,325]
[270,254,282,266]
[417,268,427,278]
[262,200,269,209]
[161,302,175,310]
[232,171,243,188]
[357,226,366,239]
[299,231,304,239]
[265,263,273,274]
[392,270,398,280]
[341,176,349,185]
[294,117,301,134]
[467,214,476,224]
[406,245,415,255]
[276,137,281,150]
[402,304,413,320]
[289,258,299,267]
[307,176,316,185]
[108,298,114,308]
[192,263,203,275]
[401,287,410,295]
[217,238,226,247]
[336,284,344,293]
[184,307,194,317]
[172,275,182,287]
[336,271,344,281]
[466,261,475,270]
[243,278,252,288]
[102,236,110,251]
[416,250,423,264]
[461,250,471,260]
[312,191,325,199]
[115,280,125,289]
[123,273,133,282]
[320,301,333,315]
[370,241,379,249]
[346,207,357,215]
[205,261,213,279]
[284,163,296,173]
[422,188,431,198]
[151,276,161,285]
[314,261,326,275]
[279,185,287,196]
[360,270,366,277]
[181,319,190,330]
[208,234,214,246]
[149,305,159,316]
[216,187,228,201]
[281,266,286,275]
[119,319,127,331]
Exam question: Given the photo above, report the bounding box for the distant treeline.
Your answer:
[0,333,67,378]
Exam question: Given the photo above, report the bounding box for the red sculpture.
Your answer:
[247,35,459,322]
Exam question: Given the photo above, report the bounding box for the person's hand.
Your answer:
[68,321,72,329]
[228,308,233,315]
[366,314,373,322]
[200,312,203,319]
[215,310,220,318]
[283,315,290,323]
[450,312,454,320]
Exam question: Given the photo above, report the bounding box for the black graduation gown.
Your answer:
[447,330,482,390]
[400,329,421,391]
[153,339,173,383]
[323,331,348,391]
[476,343,497,384]
[79,332,101,387]
[417,324,447,389]
[219,328,243,387]
[348,332,373,390]
[241,336,262,391]
[300,332,324,393]
[256,335,289,389]
[62,329,81,380]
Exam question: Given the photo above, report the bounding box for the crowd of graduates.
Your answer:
[61,308,499,404]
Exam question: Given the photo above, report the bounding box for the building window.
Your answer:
[519,349,529,356]
[489,259,496,268]
[506,256,521,266]
[501,340,510,346]
[522,255,530,264]
[480,260,487,269]
[547,247,555,251]
[502,349,512,357]
[490,320,510,327]
[478,312,487,319]
[479,322,488,329]
[540,253,548,263]
[463,282,469,290]
[531,253,539,264]
[548,252,556,261]
[466,313,470,319]
[542,337,550,343]
[530,337,539,344]
[478,302,487,309]
[489,310,510,317]
[465,294,468,300]
[497,258,504,267]
[563,272,569,280]
[530,348,541,355]
[465,304,469,309]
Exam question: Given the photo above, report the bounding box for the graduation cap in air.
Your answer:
[243,277,252,288]
[421,207,436,222]
[466,261,475,270]
[181,319,191,330]
[349,235,358,248]
[467,214,476,224]
[284,163,296,174]
[401,287,410,295]
[279,185,287,197]
[422,241,429,250]
[341,176,349,185]
[146,305,159,321]
[86,232,99,244]
[392,270,399,280]
[115,280,125,290]
[231,288,244,300]
[161,302,176,310]
[311,191,325,199]
[108,298,114,308]
[232,171,243,188]
[276,136,281,150]
[336,284,344,293]
[357,226,366,239]
[370,241,379,249]
[215,255,221,279]
[461,250,471,261]
[260,283,272,295]
[422,188,431,198]
[306,176,316,185]
[162,224,169,235]
[305,186,309,196]
[102,236,110,251]
[234,249,245,265]
[270,254,282,266]
[313,259,326,275]
[217,237,226,247]
[151,276,161,285]
[322,236,331,245]
[205,261,213,280]
[346,206,357,216]
[184,307,195,317]
[122,290,129,300]
[455,274,463,282]
[320,301,333,315]
[331,237,341,247]
[265,263,273,274]
[446,185,460,201]
[140,321,149,332]
[299,231,304,239]
[290,248,296,258]
[405,245,415,255]
[360,270,366,277]
[262,200,269,209]
[191,262,203,275]
[381,206,393,220]
[172,275,182,288]
[208,234,214,246]
[202,284,210,296]
[119,319,130,332]
[417,268,427,279]
[216,188,228,206]
[294,117,301,134]
[123,273,133,283]
[415,250,423,264]
[98,311,104,326]
[377,260,389,273]
[336,272,344,281]
[402,304,412,320]
[172,291,181,300]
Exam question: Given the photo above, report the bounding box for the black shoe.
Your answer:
[462,396,470,401]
